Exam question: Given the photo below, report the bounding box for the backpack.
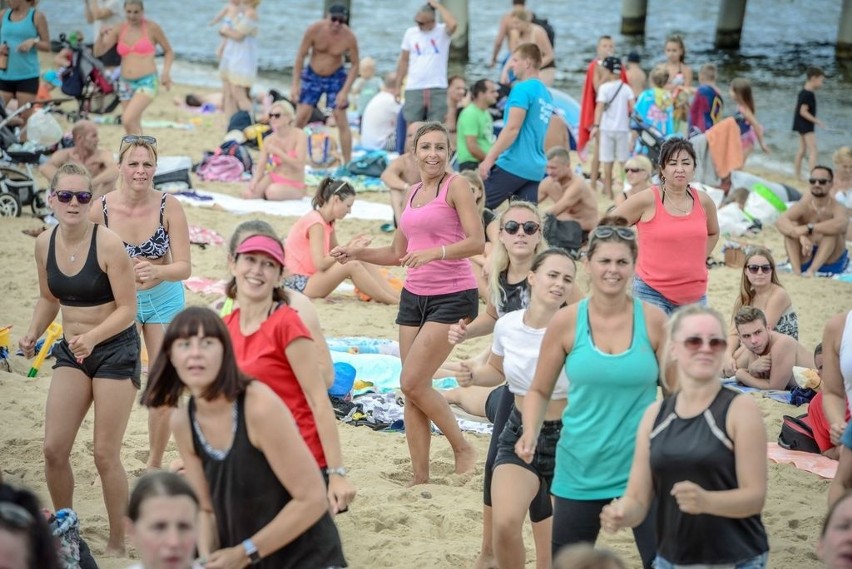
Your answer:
[60,59,85,98]
[347,152,387,178]
[196,154,245,182]
[218,140,253,173]
[777,414,821,454]
[531,13,556,49]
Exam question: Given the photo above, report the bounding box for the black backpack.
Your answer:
[777,414,821,454]
[531,13,556,50]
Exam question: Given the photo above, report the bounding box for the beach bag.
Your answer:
[59,58,85,98]
[777,414,821,454]
[543,214,584,254]
[197,154,244,182]
[218,140,253,173]
[347,152,387,178]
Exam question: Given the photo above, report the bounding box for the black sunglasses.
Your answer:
[624,167,645,173]
[502,220,540,236]
[268,112,283,119]
[746,264,772,274]
[591,226,636,241]
[809,177,831,186]
[53,190,93,204]
[120,134,157,147]
[0,502,35,529]
[415,19,434,27]
[330,15,347,24]
[682,336,728,352]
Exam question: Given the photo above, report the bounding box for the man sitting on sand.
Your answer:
[380,121,423,227]
[291,4,360,164]
[732,306,814,390]
[538,146,599,251]
[777,165,849,277]
[40,120,118,198]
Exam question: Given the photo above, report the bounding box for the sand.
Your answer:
[0,80,850,569]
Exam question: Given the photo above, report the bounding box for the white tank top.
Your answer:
[841,311,852,413]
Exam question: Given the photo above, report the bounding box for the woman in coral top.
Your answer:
[612,138,719,315]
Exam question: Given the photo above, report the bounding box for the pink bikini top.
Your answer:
[117,20,156,57]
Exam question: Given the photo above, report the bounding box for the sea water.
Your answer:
[45,0,850,177]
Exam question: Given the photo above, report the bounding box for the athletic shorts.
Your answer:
[494,405,562,485]
[0,76,39,95]
[283,274,310,293]
[53,326,141,388]
[802,247,849,275]
[483,165,539,210]
[395,287,478,327]
[599,129,631,163]
[402,87,448,124]
[136,280,185,324]
[299,65,348,109]
[117,72,158,101]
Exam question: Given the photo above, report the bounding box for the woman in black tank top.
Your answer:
[601,305,769,568]
[142,307,346,568]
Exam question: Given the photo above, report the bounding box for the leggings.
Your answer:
[552,496,657,569]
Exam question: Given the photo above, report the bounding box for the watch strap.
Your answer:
[242,538,261,565]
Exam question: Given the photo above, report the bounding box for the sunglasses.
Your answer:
[53,190,93,204]
[0,502,35,529]
[415,19,434,27]
[746,263,772,274]
[809,178,831,186]
[591,225,636,241]
[502,220,540,236]
[330,15,347,24]
[120,134,157,147]
[681,336,728,352]
[624,167,645,173]
[268,112,283,119]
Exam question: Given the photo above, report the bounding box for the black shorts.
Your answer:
[395,287,479,327]
[98,44,121,68]
[494,405,562,485]
[484,165,539,210]
[0,76,39,95]
[457,161,480,172]
[53,326,141,388]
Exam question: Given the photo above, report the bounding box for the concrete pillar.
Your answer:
[620,0,648,36]
[715,0,748,49]
[838,0,852,60]
[443,0,469,64]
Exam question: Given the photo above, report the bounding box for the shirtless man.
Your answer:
[732,306,814,391]
[381,121,424,226]
[777,165,849,277]
[291,4,359,163]
[538,146,599,250]
[39,120,118,198]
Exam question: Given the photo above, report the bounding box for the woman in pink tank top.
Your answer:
[331,122,485,485]
[611,138,719,315]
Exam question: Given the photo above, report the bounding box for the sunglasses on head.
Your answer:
[809,177,831,186]
[681,336,728,352]
[746,263,772,274]
[0,502,35,530]
[53,190,93,204]
[120,134,157,147]
[591,225,636,241]
[502,220,540,236]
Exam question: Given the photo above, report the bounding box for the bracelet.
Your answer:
[326,466,348,477]
[441,245,446,260]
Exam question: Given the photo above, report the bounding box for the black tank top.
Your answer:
[649,387,768,564]
[46,225,115,307]
[189,392,346,569]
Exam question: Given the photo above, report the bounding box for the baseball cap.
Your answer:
[627,51,641,63]
[235,235,285,267]
[329,4,350,22]
[602,56,622,74]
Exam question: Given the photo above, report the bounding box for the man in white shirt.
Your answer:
[394,0,457,124]
[592,56,634,199]
[360,72,401,151]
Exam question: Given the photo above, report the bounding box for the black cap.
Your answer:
[329,4,350,22]
[627,51,641,63]
[602,56,622,74]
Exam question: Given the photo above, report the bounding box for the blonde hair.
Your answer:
[488,201,546,308]
[833,146,852,167]
[459,170,485,215]
[50,163,92,192]
[270,100,295,119]
[625,154,653,175]
[118,140,158,165]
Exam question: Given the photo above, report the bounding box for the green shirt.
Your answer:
[455,104,494,164]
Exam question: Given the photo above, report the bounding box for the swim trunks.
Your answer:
[117,72,158,101]
[298,65,348,109]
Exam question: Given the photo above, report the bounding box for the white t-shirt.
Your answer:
[597,79,634,132]
[359,90,402,150]
[92,0,124,37]
[400,23,452,90]
[492,309,568,399]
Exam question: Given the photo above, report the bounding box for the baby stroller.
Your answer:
[631,112,666,168]
[59,33,119,121]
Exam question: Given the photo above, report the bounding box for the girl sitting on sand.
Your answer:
[244,100,308,200]
[601,305,769,569]
[283,177,401,305]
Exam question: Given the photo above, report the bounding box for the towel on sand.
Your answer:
[767,442,837,479]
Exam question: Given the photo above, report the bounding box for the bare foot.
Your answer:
[405,476,429,488]
[454,443,477,475]
[473,552,498,569]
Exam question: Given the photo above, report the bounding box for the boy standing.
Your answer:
[689,63,723,134]
[793,66,826,180]
[593,56,634,200]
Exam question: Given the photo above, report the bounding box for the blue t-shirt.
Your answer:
[495,78,553,182]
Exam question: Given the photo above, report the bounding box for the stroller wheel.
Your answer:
[31,189,51,218]
[0,193,21,217]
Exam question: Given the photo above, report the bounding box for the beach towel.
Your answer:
[767,442,838,479]
[141,119,193,130]
[183,277,228,296]
[188,225,224,247]
[722,378,792,404]
[705,117,744,179]
[352,392,492,435]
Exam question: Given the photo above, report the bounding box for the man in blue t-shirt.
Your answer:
[479,43,554,209]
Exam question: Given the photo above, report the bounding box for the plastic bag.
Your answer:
[26,109,64,146]
[717,203,753,237]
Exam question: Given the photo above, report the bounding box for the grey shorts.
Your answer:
[403,88,448,123]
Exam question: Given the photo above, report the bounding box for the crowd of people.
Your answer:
[2,1,852,569]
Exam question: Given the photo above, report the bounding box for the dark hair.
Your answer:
[658,138,697,180]
[141,307,251,408]
[185,94,203,107]
[514,42,542,68]
[815,342,823,358]
[530,248,576,274]
[0,483,60,569]
[823,490,852,536]
[587,216,637,262]
[812,164,834,181]
[665,34,687,63]
[734,306,768,329]
[128,471,199,522]
[730,77,756,114]
[413,121,450,152]
[471,78,491,99]
[806,66,825,79]
[312,177,356,210]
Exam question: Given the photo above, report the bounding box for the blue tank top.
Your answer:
[0,8,39,80]
[551,297,659,500]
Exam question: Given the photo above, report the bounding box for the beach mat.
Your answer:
[722,378,792,404]
[767,442,837,479]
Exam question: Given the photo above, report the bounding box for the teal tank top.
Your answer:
[551,297,659,500]
[0,8,39,81]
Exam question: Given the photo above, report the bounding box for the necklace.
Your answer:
[662,188,693,214]
[59,227,90,262]
[810,198,830,219]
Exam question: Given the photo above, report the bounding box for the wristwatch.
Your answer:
[242,539,261,565]
[326,466,348,477]
[807,223,814,235]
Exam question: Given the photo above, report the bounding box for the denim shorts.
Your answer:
[395,287,478,327]
[53,326,141,388]
[653,552,768,569]
[494,405,562,484]
[136,280,185,324]
[632,274,706,316]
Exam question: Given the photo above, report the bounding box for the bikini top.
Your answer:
[117,20,156,57]
[102,193,171,259]
[46,225,116,307]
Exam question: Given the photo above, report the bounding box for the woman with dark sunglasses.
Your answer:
[89,135,191,473]
[601,305,769,569]
[20,163,139,556]
[722,246,797,376]
[517,216,668,568]
[244,100,308,201]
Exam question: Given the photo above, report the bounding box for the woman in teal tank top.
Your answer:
[517,217,669,568]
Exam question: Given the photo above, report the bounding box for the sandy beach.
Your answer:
[0,78,850,568]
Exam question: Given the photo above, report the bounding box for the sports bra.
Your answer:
[46,225,116,307]
[102,193,171,259]
[117,20,156,57]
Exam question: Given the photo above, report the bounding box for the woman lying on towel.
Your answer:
[244,100,308,201]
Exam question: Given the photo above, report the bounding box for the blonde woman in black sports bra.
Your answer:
[89,135,191,472]
[20,163,139,556]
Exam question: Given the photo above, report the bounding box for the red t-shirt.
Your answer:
[808,391,849,453]
[224,306,326,468]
